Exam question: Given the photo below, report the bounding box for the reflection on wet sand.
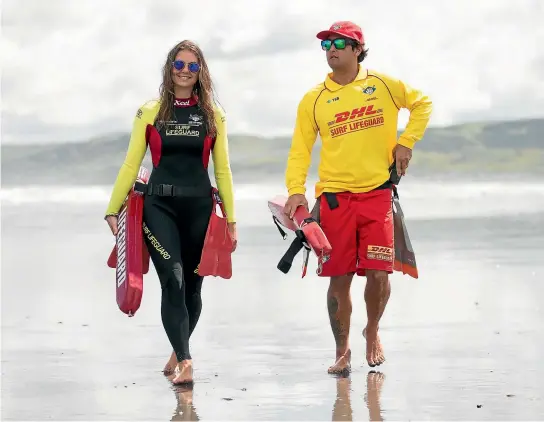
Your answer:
[167,373,199,421]
[332,376,353,421]
[364,371,385,422]
[332,371,385,421]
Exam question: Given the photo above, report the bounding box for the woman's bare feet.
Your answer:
[363,326,385,367]
[163,351,177,375]
[171,360,193,385]
[328,348,352,375]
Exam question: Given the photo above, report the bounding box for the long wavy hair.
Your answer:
[155,40,217,137]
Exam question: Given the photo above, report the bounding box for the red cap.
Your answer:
[316,21,364,44]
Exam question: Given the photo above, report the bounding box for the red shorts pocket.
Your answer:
[355,189,394,276]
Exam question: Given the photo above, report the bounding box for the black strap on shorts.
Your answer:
[145,183,209,197]
[322,163,399,210]
[323,192,339,210]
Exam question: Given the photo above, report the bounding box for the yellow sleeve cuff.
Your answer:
[397,136,417,150]
[288,186,306,196]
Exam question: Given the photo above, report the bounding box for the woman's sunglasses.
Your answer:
[172,60,200,73]
[321,38,357,51]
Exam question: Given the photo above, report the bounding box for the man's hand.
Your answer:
[394,144,413,176]
[283,193,308,219]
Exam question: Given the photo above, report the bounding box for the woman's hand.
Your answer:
[227,222,237,252]
[105,215,119,236]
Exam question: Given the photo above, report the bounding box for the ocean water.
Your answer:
[1,178,544,421]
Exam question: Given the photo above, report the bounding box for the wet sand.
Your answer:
[2,199,543,420]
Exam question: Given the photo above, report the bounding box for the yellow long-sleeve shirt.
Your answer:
[285,65,433,198]
[105,99,236,223]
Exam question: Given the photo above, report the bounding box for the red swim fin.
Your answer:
[294,206,332,261]
[392,192,418,279]
[107,166,151,316]
[268,195,332,277]
[268,195,332,257]
[197,188,233,279]
[267,197,298,232]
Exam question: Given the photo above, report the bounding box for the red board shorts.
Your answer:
[317,188,394,277]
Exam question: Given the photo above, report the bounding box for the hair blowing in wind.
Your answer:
[156,40,218,137]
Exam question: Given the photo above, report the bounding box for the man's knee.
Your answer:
[366,270,389,284]
[329,273,354,294]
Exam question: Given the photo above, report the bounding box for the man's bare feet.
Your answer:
[171,360,193,385]
[163,351,177,375]
[328,349,352,375]
[363,327,385,367]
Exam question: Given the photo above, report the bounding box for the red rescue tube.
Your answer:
[107,166,151,316]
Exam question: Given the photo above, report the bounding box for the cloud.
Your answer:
[1,0,543,144]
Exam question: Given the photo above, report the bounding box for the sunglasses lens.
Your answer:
[173,60,184,70]
[188,62,200,73]
[321,40,332,50]
[334,39,346,49]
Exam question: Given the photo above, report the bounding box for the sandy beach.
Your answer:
[2,180,543,420]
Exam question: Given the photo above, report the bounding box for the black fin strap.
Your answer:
[272,216,288,239]
[277,230,310,274]
[302,217,316,225]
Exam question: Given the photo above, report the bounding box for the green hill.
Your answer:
[1,117,543,185]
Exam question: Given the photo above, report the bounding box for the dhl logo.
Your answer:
[334,105,381,123]
[367,245,393,262]
[367,245,392,254]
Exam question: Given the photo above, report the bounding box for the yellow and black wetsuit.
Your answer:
[105,96,235,362]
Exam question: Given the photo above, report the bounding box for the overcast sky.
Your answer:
[2,0,543,144]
